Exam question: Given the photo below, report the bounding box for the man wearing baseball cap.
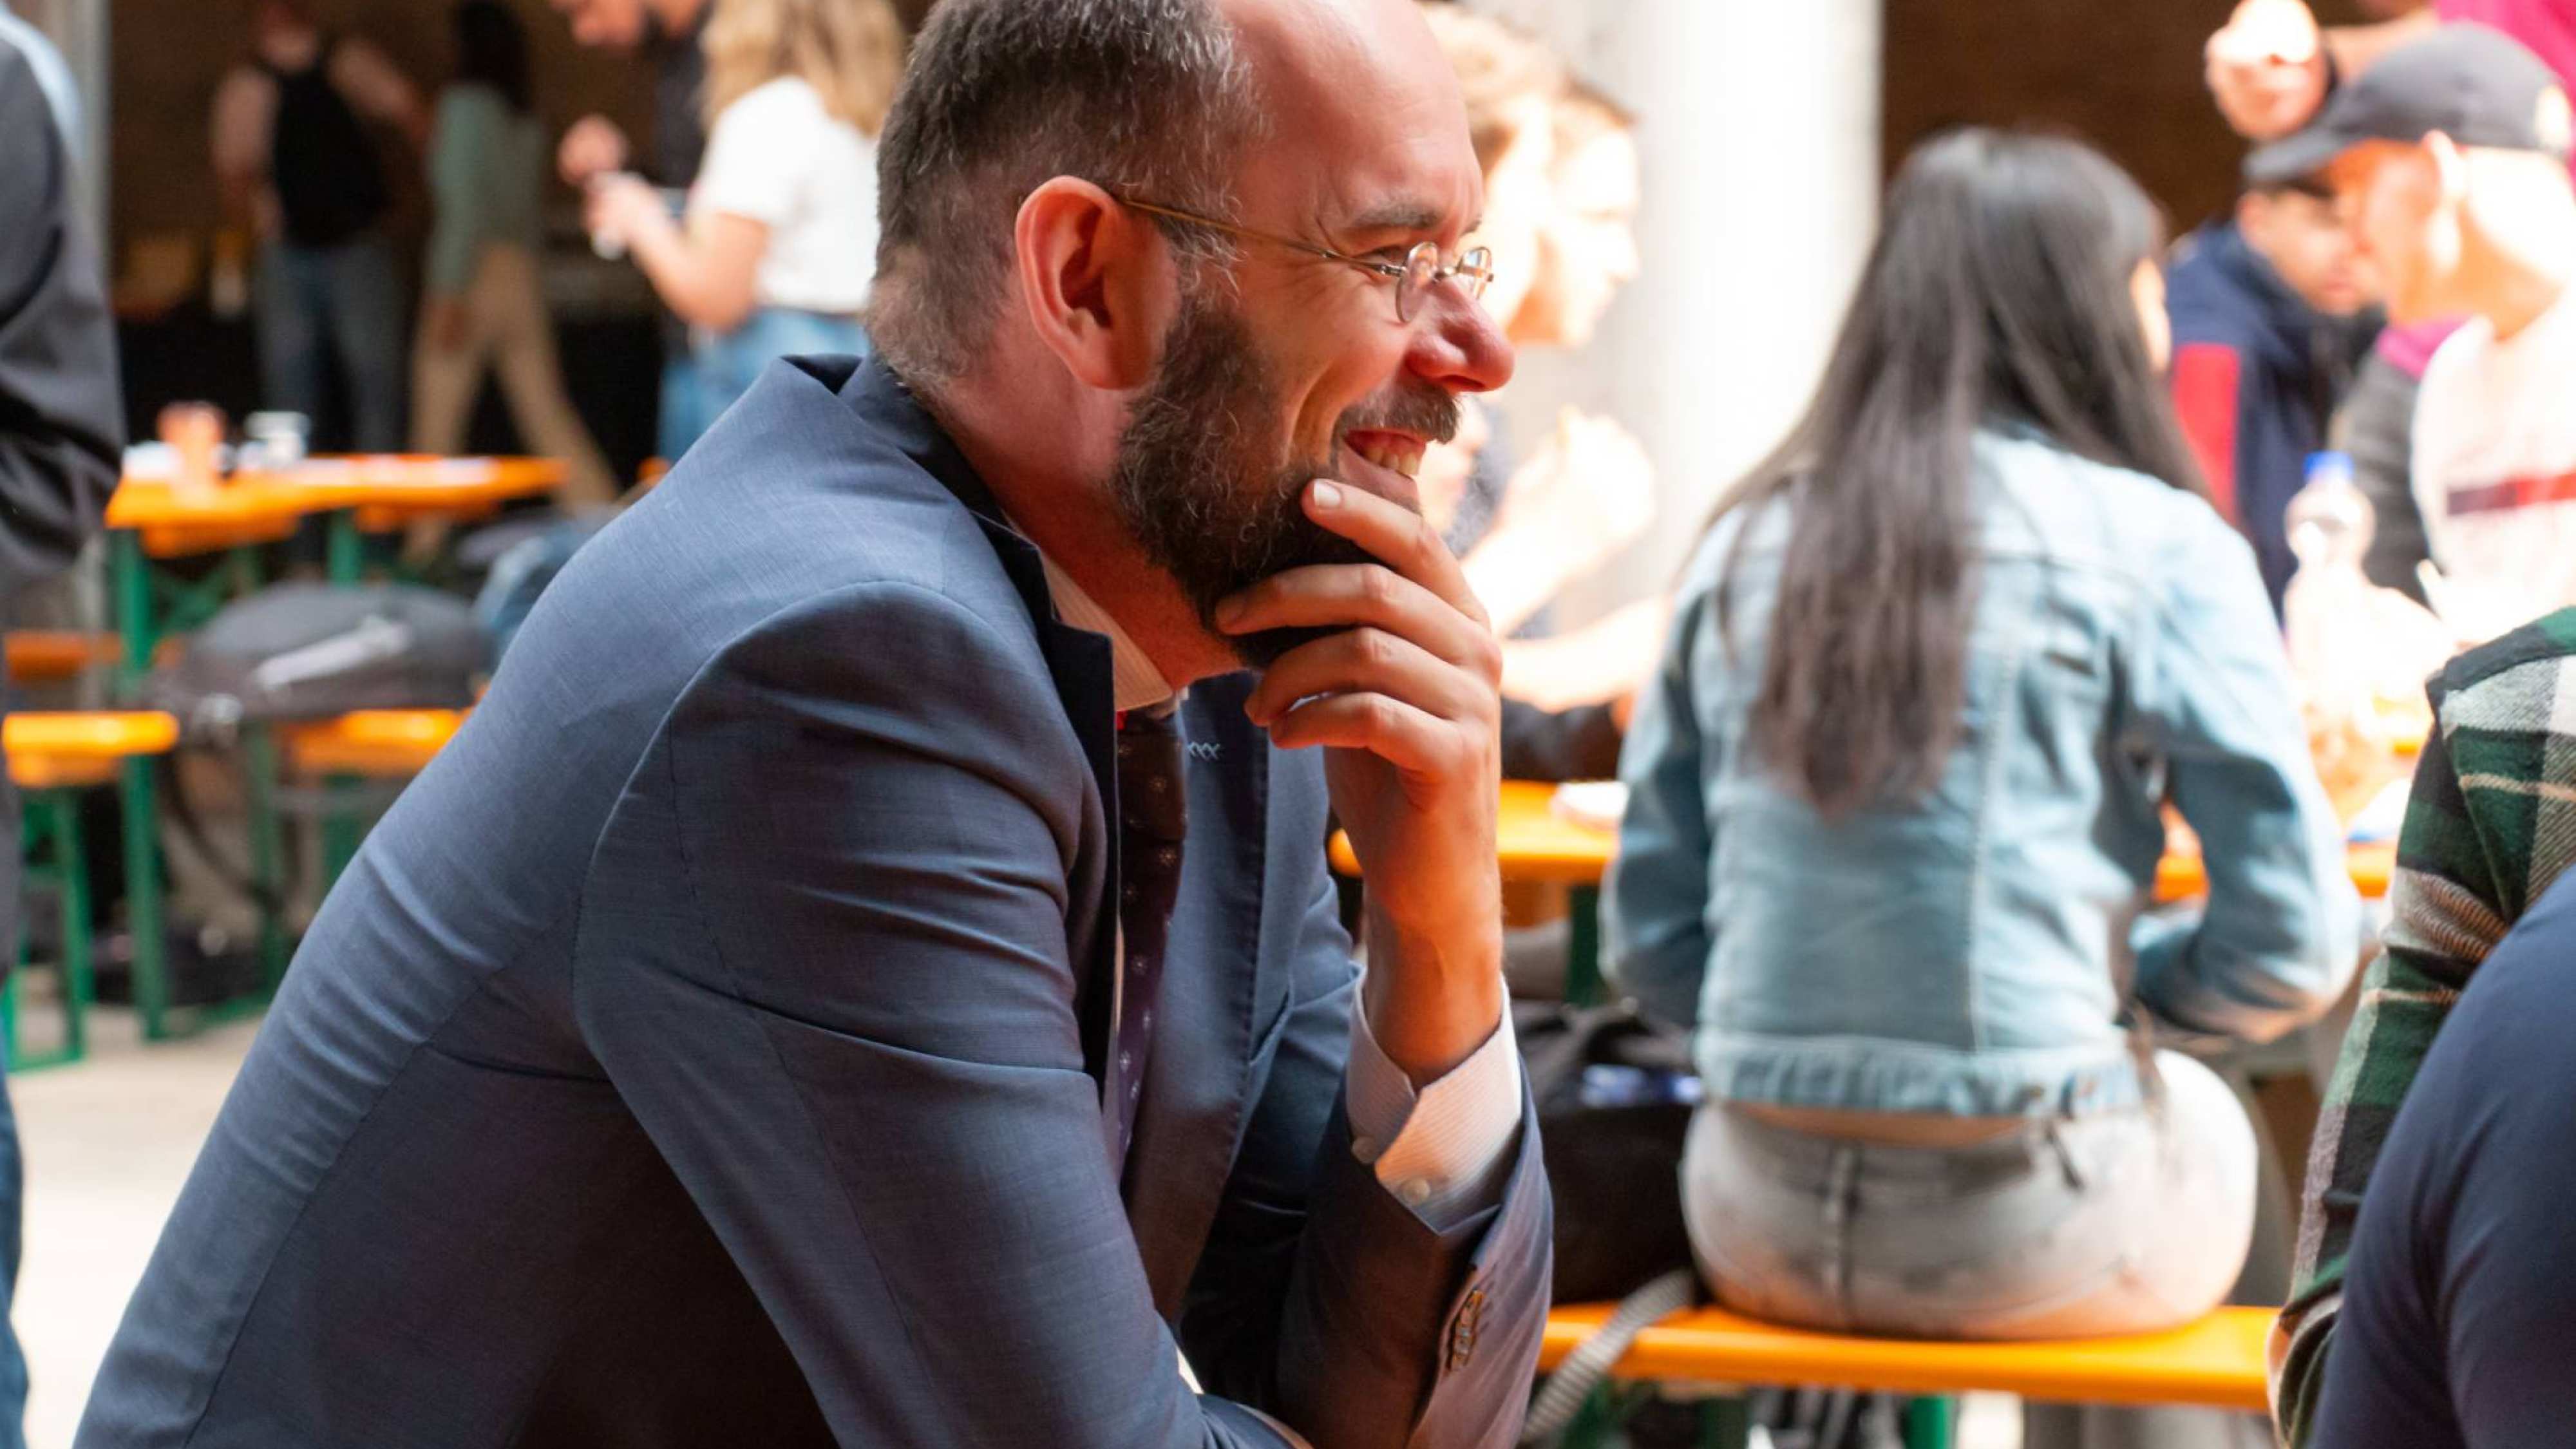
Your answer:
[2246,23,2576,644]
[2260,24,2576,1449]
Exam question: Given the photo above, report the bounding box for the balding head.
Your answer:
[871,0,1510,679]
[868,0,1484,388]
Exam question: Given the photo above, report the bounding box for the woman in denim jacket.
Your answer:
[1608,129,2360,1355]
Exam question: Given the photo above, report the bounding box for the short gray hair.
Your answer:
[866,0,1264,386]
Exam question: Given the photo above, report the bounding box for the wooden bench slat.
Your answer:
[281,709,465,777]
[1539,1303,2275,1412]
[5,630,123,682]
[2,711,180,758]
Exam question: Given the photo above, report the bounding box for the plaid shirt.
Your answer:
[2271,608,2576,1446]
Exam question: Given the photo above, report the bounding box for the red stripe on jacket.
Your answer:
[2170,342,2242,526]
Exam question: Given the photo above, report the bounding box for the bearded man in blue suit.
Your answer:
[80,0,1549,1444]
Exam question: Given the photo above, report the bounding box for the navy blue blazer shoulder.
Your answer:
[77,357,1549,1449]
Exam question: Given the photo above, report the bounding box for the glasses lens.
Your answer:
[1397,243,1441,323]
[1459,247,1493,303]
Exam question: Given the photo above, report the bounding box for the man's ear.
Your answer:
[1014,177,1173,391]
[2423,131,2468,207]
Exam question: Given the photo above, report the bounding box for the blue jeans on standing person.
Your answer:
[665,308,867,460]
[255,235,408,453]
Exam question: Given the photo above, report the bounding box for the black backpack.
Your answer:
[148,583,486,738]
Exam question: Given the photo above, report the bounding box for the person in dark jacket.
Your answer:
[210,0,424,453]
[2166,172,2382,612]
[0,10,123,1445]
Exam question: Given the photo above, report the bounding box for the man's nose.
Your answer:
[1407,287,1515,396]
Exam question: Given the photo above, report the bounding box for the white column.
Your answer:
[1470,0,1882,616]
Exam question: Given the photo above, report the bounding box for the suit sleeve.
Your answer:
[1179,858,1551,1449]
[574,584,1310,1449]
[0,50,119,594]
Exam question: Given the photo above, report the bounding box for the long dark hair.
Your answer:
[454,0,533,114]
[1716,128,2202,818]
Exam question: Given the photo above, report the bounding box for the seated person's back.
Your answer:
[1609,127,2360,1346]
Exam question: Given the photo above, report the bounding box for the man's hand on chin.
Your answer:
[1218,478,1505,1086]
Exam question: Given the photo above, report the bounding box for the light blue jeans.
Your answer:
[664,309,867,462]
[1683,1050,2266,1448]
[255,236,408,453]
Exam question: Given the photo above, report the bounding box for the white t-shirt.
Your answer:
[690,76,879,316]
[2409,281,2576,643]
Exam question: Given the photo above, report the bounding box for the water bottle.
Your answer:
[2282,451,2387,809]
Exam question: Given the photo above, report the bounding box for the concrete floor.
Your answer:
[14,1008,261,1449]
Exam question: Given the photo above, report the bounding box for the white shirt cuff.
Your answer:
[1345,998,1522,1231]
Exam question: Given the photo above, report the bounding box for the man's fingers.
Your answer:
[1243,627,1487,730]
[1298,480,1488,626]
[1218,563,1501,679]
[1265,690,1475,775]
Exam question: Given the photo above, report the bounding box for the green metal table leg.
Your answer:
[1700,1396,1752,1449]
[1567,884,1604,1006]
[1902,1395,1957,1449]
[327,509,364,585]
[122,753,169,1040]
[59,791,91,1062]
[245,728,289,990]
[111,528,175,1039]
[1560,1385,1618,1449]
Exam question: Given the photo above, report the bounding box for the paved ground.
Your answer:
[15,1008,260,1448]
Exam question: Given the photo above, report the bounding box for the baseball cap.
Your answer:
[2245,23,2574,186]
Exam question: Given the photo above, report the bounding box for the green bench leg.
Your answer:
[120,753,169,1041]
[1567,884,1603,1006]
[1903,1395,1957,1449]
[246,728,289,990]
[10,790,94,1071]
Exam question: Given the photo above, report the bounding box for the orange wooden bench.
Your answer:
[4,631,124,685]
[279,709,466,777]
[1540,1302,2274,1414]
[277,710,467,886]
[3,711,182,1068]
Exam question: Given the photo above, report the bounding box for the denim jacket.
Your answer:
[1607,431,2360,1118]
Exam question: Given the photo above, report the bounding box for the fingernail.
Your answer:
[1310,480,1341,509]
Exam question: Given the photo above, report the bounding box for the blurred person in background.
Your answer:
[211,0,426,453]
[1610,129,2358,1449]
[1420,4,1653,781]
[0,10,122,1446]
[2268,607,2576,1448]
[412,0,620,545]
[2206,0,2576,603]
[2166,166,2382,614]
[549,0,715,466]
[2255,24,2576,1442]
[585,0,900,457]
[2247,25,2576,645]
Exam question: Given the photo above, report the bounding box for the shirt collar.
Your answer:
[1039,555,1179,714]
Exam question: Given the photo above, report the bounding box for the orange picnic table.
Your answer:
[1329,781,2397,1002]
[102,455,558,1041]
[1330,781,2394,903]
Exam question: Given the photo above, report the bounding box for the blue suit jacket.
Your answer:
[78,357,1550,1448]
